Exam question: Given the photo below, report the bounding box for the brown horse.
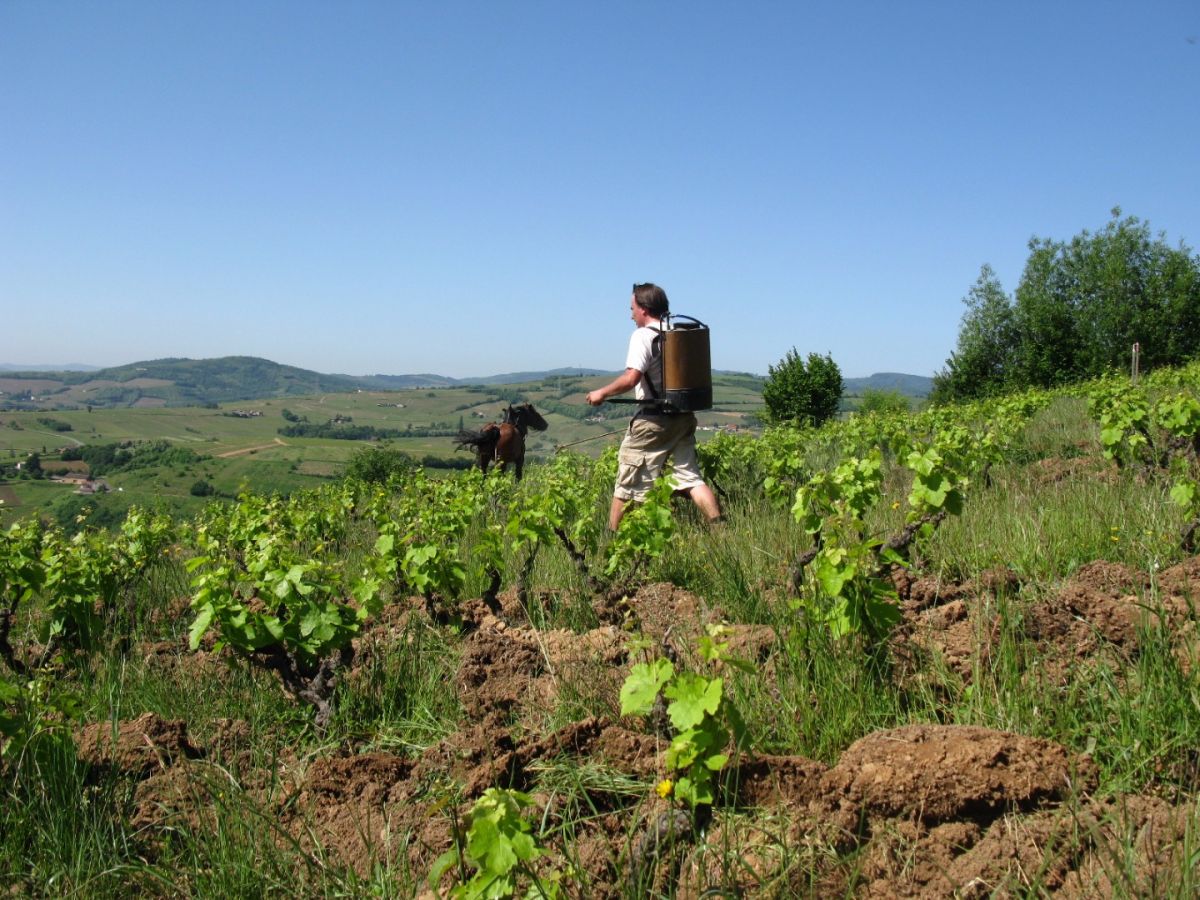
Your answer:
[454,403,548,480]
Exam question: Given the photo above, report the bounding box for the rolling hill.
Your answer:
[0,356,930,411]
[0,357,365,410]
[843,372,934,397]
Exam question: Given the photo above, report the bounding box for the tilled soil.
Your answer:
[77,566,1200,897]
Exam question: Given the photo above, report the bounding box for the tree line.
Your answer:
[278,421,460,440]
[61,440,205,476]
[933,209,1200,403]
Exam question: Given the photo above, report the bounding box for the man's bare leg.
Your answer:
[610,485,721,531]
[608,496,628,531]
[686,484,722,523]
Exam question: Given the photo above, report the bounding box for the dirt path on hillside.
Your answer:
[30,429,85,447]
[216,438,287,458]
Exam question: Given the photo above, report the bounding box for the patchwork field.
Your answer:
[0,374,765,526]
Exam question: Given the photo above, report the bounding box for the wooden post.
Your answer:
[1131,342,1140,384]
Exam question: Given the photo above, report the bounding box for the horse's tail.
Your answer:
[454,425,500,451]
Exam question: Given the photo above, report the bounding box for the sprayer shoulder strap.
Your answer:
[643,327,663,399]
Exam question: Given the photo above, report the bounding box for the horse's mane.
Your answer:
[506,403,549,432]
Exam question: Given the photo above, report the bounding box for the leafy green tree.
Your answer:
[343,443,414,484]
[932,265,1019,402]
[24,453,42,478]
[761,350,843,426]
[1013,211,1200,388]
[190,479,215,497]
[1011,235,1083,388]
[858,388,911,415]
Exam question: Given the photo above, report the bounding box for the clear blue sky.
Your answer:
[3,1,1197,379]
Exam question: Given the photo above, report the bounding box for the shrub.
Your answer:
[762,349,843,426]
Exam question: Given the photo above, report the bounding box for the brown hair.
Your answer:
[632,283,669,318]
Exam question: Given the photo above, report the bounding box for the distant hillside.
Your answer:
[0,357,613,410]
[0,363,99,372]
[0,355,930,410]
[354,373,460,389]
[352,368,609,389]
[0,357,365,410]
[457,366,611,385]
[843,372,933,398]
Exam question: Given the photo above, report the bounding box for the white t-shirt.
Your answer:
[625,324,662,401]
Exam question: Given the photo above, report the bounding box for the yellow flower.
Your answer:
[891,501,901,510]
[655,779,674,799]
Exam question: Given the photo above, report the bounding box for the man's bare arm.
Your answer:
[586,368,642,406]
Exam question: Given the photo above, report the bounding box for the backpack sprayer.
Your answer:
[608,313,713,414]
[555,314,713,451]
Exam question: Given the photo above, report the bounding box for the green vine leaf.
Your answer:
[619,659,674,717]
[663,673,723,732]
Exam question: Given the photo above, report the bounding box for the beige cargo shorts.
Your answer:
[613,412,705,501]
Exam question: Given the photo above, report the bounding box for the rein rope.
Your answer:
[553,428,625,452]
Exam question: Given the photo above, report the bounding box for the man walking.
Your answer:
[585,283,723,530]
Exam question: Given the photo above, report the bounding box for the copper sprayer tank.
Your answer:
[660,315,712,412]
